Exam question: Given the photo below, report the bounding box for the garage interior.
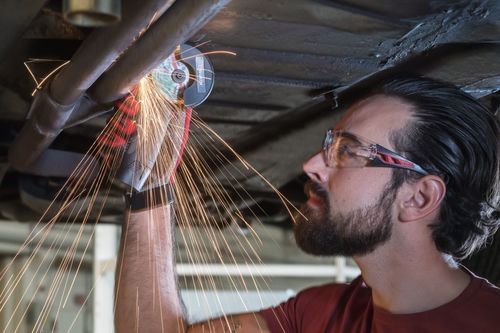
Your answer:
[0,0,498,331]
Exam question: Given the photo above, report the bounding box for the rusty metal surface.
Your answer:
[376,0,495,67]
[0,0,46,62]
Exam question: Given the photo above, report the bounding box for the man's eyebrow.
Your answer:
[338,131,363,144]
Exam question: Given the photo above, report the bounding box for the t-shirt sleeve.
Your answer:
[259,296,299,333]
[259,285,339,333]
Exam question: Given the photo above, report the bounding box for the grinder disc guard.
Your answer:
[152,44,214,107]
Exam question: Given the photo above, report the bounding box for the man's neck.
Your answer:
[354,244,471,314]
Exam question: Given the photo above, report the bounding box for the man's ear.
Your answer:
[398,176,446,222]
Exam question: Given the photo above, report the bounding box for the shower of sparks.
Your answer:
[24,59,71,96]
[179,50,237,62]
[3,50,302,331]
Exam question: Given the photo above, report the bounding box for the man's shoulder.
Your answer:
[259,276,369,332]
[458,274,500,325]
[455,276,500,331]
[475,276,500,303]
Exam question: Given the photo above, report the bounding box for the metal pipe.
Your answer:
[175,263,361,278]
[8,89,79,169]
[9,0,176,170]
[51,0,176,105]
[0,221,92,254]
[90,0,231,103]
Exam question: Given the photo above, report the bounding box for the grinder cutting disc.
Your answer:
[152,44,214,107]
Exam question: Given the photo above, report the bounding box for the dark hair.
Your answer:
[368,75,500,260]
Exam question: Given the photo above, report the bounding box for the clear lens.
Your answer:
[324,131,371,168]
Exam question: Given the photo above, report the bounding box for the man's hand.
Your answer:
[97,90,191,193]
[138,104,191,192]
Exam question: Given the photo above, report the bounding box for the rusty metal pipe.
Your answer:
[51,0,176,105]
[9,0,176,170]
[90,0,231,103]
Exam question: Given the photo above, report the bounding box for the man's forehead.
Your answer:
[334,95,413,144]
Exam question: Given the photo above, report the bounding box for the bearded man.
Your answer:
[115,75,500,332]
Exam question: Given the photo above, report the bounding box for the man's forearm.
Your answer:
[115,204,186,332]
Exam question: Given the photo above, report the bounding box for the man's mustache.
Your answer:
[304,180,329,203]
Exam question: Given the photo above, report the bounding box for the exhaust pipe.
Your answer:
[50,0,175,105]
[9,0,230,171]
[9,0,176,170]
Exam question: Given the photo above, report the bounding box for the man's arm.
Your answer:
[115,204,186,332]
[114,204,270,333]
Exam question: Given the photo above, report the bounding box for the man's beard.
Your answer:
[294,179,399,256]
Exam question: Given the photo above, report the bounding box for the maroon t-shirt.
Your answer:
[260,272,500,332]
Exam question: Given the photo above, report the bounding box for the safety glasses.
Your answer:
[322,129,429,175]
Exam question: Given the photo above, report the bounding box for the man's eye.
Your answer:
[337,144,347,154]
[337,144,356,157]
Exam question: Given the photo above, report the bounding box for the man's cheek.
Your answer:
[329,173,382,209]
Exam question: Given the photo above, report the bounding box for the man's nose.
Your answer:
[303,151,329,183]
